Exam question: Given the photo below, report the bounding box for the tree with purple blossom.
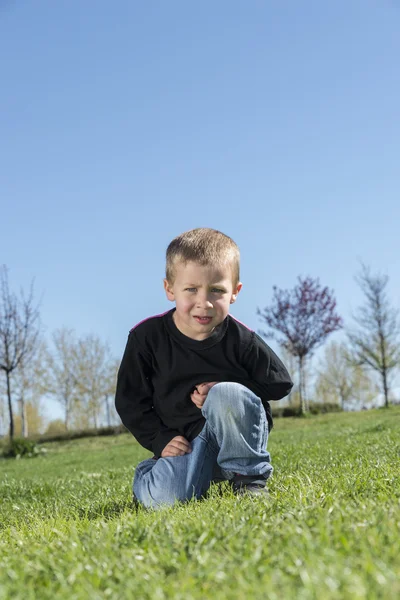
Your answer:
[257,276,343,413]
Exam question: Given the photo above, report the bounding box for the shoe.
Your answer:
[231,474,269,496]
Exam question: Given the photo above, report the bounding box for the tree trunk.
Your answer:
[379,327,390,408]
[303,363,308,412]
[105,394,111,427]
[298,356,306,414]
[92,403,98,430]
[287,388,293,405]
[382,369,389,408]
[65,398,70,431]
[20,392,28,438]
[6,370,14,441]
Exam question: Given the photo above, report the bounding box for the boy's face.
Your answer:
[164,261,242,341]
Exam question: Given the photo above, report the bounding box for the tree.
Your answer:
[74,334,114,429]
[12,340,48,437]
[315,341,352,408]
[46,328,78,430]
[258,276,343,413]
[0,266,41,440]
[46,330,118,431]
[350,364,380,409]
[276,346,297,405]
[315,341,378,408]
[348,264,400,408]
[102,358,120,427]
[14,402,46,437]
[0,374,7,436]
[275,345,313,408]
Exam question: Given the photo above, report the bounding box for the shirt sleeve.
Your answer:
[115,331,180,457]
[242,332,293,401]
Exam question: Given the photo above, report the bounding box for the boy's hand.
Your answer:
[191,382,218,409]
[161,436,192,458]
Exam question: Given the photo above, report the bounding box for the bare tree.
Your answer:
[13,341,48,437]
[13,401,46,437]
[16,362,28,438]
[348,264,400,408]
[102,358,119,427]
[0,374,7,436]
[315,341,378,409]
[258,276,343,413]
[74,334,113,429]
[0,266,41,440]
[277,345,297,405]
[351,365,380,409]
[316,342,352,408]
[46,328,78,430]
[46,329,119,431]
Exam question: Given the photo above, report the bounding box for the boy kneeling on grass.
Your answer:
[115,228,293,509]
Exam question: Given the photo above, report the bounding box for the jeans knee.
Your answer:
[209,381,242,401]
[148,488,180,508]
[134,469,197,509]
[135,483,181,509]
[204,382,251,419]
[148,485,198,508]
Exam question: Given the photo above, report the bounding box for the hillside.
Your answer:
[1,407,399,599]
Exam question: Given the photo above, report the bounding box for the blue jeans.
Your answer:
[133,382,273,509]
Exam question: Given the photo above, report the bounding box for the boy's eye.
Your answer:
[184,287,225,293]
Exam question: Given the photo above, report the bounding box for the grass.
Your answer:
[1,408,399,599]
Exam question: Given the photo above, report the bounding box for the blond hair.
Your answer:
[166,228,240,284]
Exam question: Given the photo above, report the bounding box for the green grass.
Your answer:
[1,408,399,599]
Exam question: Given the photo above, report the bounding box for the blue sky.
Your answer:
[1,1,399,422]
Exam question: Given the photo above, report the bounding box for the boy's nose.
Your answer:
[196,294,213,308]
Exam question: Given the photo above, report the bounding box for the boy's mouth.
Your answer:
[194,316,213,325]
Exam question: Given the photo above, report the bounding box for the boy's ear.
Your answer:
[164,279,175,302]
[230,281,243,304]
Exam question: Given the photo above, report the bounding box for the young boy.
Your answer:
[115,228,293,509]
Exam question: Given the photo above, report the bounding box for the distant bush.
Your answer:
[31,424,127,444]
[271,405,302,418]
[45,419,67,435]
[2,438,47,459]
[272,403,342,418]
[308,403,342,415]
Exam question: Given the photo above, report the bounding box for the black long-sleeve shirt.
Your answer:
[115,309,293,458]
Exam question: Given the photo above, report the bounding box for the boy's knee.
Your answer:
[135,484,180,509]
[211,381,240,394]
[134,469,197,509]
[208,381,242,402]
[204,382,251,418]
[138,491,178,509]
[203,381,261,420]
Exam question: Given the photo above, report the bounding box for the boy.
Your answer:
[115,228,293,509]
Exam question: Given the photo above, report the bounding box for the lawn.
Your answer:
[1,407,399,599]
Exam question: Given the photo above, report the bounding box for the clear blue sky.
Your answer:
[1,1,399,421]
